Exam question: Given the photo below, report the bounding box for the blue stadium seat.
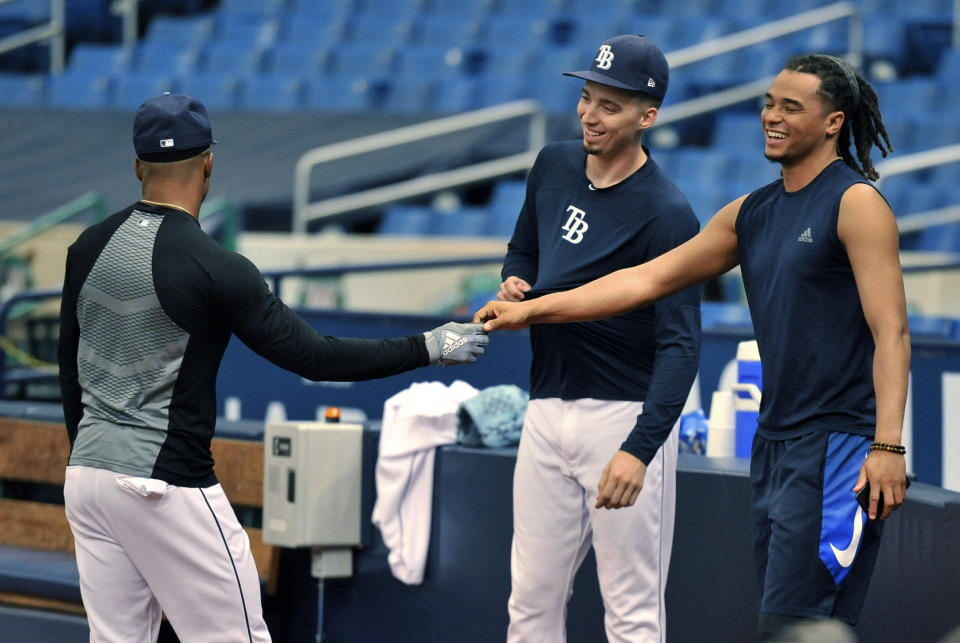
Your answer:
[710,112,763,150]
[200,42,264,75]
[672,17,735,49]
[495,0,565,17]
[218,0,285,18]
[622,15,676,49]
[412,14,484,47]
[346,11,417,45]
[132,41,199,75]
[927,163,960,189]
[431,76,483,112]
[67,44,131,75]
[0,0,48,21]
[478,15,551,47]
[280,9,348,46]
[433,207,489,236]
[326,44,396,78]
[469,75,524,109]
[521,75,580,113]
[682,52,744,88]
[524,46,587,78]
[240,74,305,111]
[303,75,386,111]
[265,42,331,76]
[394,44,470,80]
[877,173,914,216]
[672,147,732,178]
[142,15,214,46]
[562,0,636,21]
[675,183,727,227]
[0,72,44,107]
[43,70,111,109]
[726,152,779,186]
[908,115,960,154]
[214,15,276,49]
[873,78,940,125]
[380,79,436,113]
[378,205,434,235]
[109,72,175,109]
[862,16,908,73]
[424,0,495,18]
[782,21,847,55]
[550,17,602,52]
[905,186,953,216]
[936,48,960,83]
[173,72,241,111]
[480,46,538,79]
[487,180,525,237]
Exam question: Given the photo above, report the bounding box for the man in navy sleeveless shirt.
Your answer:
[477,55,909,638]
[497,35,701,642]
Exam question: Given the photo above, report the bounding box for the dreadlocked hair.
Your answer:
[784,54,894,181]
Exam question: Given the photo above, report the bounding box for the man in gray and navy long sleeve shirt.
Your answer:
[497,35,700,643]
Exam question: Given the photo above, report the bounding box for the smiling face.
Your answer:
[576,81,653,160]
[762,69,844,168]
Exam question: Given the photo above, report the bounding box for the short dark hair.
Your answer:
[784,54,893,181]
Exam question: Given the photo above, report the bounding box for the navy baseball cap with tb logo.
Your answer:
[133,93,216,162]
[563,34,669,101]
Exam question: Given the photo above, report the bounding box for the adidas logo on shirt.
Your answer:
[442,332,467,357]
[798,227,814,243]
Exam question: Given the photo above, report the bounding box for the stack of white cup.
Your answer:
[706,390,736,458]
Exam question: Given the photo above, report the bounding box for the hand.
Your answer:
[852,449,907,520]
[472,300,531,331]
[423,322,489,366]
[595,450,647,510]
[498,276,531,302]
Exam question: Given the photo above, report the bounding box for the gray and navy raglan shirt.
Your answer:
[503,141,702,464]
[58,201,428,487]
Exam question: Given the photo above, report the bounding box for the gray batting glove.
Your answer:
[423,322,490,366]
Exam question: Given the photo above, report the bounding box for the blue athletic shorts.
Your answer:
[750,431,883,624]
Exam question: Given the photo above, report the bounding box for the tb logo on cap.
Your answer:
[595,45,614,70]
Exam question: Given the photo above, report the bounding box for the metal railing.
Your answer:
[876,144,960,233]
[0,288,61,398]
[0,0,64,72]
[0,191,107,259]
[111,0,140,52]
[292,100,546,233]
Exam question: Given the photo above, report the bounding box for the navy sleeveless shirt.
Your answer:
[736,160,879,439]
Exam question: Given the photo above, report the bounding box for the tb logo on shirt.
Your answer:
[561,205,588,244]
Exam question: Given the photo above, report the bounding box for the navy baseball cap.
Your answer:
[564,34,669,101]
[133,93,215,162]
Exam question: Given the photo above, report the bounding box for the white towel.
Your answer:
[371,380,478,584]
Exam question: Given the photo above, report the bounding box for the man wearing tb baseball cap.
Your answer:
[564,33,669,102]
[489,31,700,643]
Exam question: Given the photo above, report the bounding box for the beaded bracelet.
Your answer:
[870,441,906,455]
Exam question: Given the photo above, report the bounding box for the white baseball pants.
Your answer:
[64,465,271,643]
[507,398,678,643]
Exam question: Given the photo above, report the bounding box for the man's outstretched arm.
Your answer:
[474,196,746,330]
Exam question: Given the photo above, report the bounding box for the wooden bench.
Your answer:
[0,416,278,617]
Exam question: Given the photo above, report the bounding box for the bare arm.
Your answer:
[840,183,911,520]
[475,196,746,329]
